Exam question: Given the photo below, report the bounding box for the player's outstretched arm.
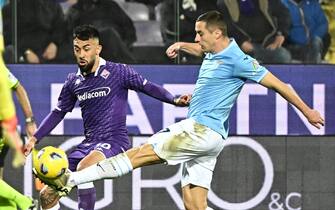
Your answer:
[142,81,191,107]
[24,110,66,156]
[259,72,324,128]
[166,42,203,58]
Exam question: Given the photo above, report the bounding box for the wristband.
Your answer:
[25,116,35,124]
[173,97,180,105]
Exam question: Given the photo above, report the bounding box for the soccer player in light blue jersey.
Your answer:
[36,11,324,210]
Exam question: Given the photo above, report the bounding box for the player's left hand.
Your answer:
[305,109,325,129]
[174,94,192,107]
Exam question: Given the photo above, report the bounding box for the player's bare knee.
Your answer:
[130,144,163,168]
[40,186,60,209]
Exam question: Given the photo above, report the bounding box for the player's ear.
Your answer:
[96,44,102,55]
[214,29,222,39]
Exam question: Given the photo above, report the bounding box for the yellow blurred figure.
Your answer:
[0,10,24,169]
[0,8,36,210]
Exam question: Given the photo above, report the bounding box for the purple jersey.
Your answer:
[56,58,145,148]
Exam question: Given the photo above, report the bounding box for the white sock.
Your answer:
[68,153,133,186]
[206,207,214,210]
[44,202,60,210]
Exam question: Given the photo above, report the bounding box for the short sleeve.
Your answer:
[6,69,19,89]
[234,55,268,83]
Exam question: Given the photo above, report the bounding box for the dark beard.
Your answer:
[79,60,95,76]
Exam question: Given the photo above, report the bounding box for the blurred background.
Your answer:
[1,0,334,65]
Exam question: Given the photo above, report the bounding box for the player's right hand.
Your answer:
[305,109,325,129]
[174,94,192,107]
[166,43,181,59]
[24,136,37,156]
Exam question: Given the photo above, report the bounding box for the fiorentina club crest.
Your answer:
[101,69,110,79]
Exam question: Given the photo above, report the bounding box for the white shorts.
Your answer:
[147,118,224,189]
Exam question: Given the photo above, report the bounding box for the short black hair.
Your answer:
[73,24,100,42]
[197,11,227,36]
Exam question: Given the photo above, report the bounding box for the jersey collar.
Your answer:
[217,38,235,55]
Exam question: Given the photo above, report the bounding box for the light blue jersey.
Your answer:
[187,39,268,139]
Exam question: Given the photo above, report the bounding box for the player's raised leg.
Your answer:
[67,143,162,187]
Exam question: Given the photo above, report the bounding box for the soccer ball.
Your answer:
[33,146,69,179]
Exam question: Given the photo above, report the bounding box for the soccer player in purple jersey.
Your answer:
[24,24,190,210]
